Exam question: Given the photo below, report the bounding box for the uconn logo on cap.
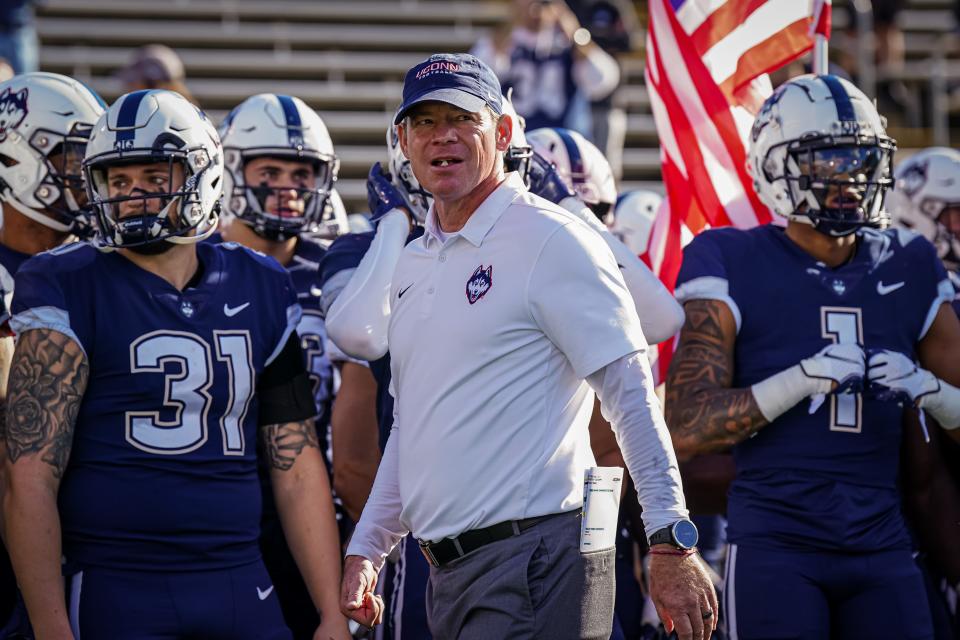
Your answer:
[466,265,492,304]
[416,61,461,80]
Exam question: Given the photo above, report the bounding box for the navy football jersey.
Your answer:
[10,241,301,571]
[675,225,953,552]
[286,236,335,432]
[318,227,423,452]
[500,37,577,131]
[0,242,33,326]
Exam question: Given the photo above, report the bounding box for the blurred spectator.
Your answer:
[0,0,38,74]
[115,44,197,106]
[844,0,906,73]
[471,0,619,139]
[0,59,13,83]
[841,1,909,115]
[569,0,639,179]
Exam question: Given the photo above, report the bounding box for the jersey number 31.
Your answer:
[125,330,254,455]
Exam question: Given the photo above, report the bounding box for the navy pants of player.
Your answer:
[723,544,934,639]
[65,560,292,639]
[425,510,615,640]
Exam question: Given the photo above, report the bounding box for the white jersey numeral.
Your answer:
[126,331,254,455]
[821,307,863,433]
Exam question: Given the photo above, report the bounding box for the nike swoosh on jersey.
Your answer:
[257,585,274,600]
[876,281,905,295]
[398,284,413,299]
[224,302,251,317]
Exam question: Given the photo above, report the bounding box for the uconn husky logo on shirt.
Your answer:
[466,265,492,304]
[0,87,28,142]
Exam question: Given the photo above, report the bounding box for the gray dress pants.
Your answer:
[424,510,615,640]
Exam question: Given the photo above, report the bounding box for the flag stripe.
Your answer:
[717,19,814,99]
[690,0,767,57]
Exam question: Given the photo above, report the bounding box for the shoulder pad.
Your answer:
[22,241,99,274]
[214,241,286,275]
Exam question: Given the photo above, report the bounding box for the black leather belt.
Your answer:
[418,512,568,568]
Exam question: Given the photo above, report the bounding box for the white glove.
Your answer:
[867,349,940,405]
[799,343,866,395]
[752,343,865,422]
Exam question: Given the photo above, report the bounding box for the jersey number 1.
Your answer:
[125,330,254,455]
[821,307,863,433]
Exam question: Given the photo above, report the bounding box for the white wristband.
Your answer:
[750,364,823,422]
[919,378,960,430]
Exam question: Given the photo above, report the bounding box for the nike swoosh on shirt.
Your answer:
[223,302,251,317]
[876,281,905,296]
[257,585,274,601]
[398,284,413,299]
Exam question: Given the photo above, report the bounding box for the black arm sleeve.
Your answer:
[257,331,317,426]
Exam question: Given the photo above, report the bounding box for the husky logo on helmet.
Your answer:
[0,87,28,142]
[466,265,493,304]
[751,84,786,143]
[897,160,928,197]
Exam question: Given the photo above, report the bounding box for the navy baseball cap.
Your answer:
[393,53,503,125]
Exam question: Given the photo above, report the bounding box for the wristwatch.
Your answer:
[648,519,699,550]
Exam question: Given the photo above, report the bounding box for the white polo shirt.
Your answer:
[385,172,646,543]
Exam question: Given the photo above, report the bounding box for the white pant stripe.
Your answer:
[68,570,83,640]
[724,544,738,640]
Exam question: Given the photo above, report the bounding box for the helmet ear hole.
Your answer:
[0,153,18,168]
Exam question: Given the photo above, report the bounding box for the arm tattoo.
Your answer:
[665,299,768,455]
[260,420,320,471]
[5,330,88,478]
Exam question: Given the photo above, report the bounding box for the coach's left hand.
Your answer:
[648,549,718,640]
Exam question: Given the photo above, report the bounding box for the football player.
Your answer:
[215,92,356,639]
[212,93,362,638]
[2,89,349,639]
[666,74,960,639]
[0,71,104,634]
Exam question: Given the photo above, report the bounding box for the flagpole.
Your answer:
[813,34,829,75]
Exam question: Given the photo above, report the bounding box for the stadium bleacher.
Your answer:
[34,0,960,211]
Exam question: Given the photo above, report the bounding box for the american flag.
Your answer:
[644,0,831,382]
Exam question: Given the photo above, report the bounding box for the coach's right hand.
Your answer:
[340,555,384,628]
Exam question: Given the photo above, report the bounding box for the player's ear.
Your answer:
[396,123,410,159]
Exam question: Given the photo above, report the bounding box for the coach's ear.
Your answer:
[495,113,513,152]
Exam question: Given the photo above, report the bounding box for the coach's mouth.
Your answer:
[431,157,463,168]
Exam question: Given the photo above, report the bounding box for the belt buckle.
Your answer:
[418,540,440,568]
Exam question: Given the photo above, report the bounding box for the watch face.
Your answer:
[673,520,699,549]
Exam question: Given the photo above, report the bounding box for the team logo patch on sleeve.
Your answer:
[466,265,493,304]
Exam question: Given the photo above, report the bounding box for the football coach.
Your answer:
[339,53,716,640]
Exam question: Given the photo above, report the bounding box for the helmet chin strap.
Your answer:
[3,193,75,233]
